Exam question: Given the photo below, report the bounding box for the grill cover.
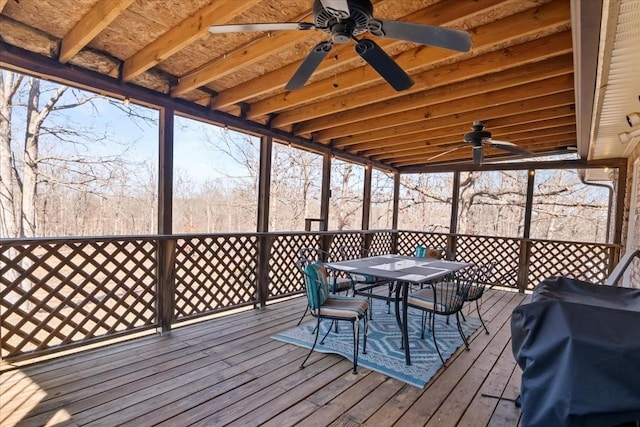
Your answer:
[511,277,640,427]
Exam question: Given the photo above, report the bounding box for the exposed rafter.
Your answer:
[59,0,135,63]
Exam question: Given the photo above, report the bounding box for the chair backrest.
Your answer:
[303,262,331,310]
[415,245,445,259]
[338,245,370,260]
[455,265,480,298]
[477,260,498,287]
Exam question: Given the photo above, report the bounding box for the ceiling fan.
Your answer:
[207,0,472,91]
[427,122,534,165]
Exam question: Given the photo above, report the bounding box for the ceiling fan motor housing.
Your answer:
[314,0,373,42]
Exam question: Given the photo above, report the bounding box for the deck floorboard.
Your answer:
[1,289,526,426]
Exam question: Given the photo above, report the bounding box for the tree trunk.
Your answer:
[0,72,21,238]
[22,78,41,237]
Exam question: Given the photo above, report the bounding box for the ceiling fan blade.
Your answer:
[320,0,350,18]
[472,146,483,164]
[488,140,533,156]
[354,39,414,91]
[367,20,472,52]
[208,22,314,33]
[285,41,334,91]
[426,146,464,162]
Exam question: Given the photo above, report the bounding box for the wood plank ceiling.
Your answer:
[0,0,576,172]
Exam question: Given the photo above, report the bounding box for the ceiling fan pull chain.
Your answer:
[333,55,339,88]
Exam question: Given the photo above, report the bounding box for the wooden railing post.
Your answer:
[157,238,176,333]
[392,230,400,254]
[517,239,531,293]
[447,234,458,260]
[256,234,274,309]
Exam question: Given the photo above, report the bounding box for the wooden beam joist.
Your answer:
[247,0,570,120]
[352,115,576,155]
[362,120,577,158]
[333,104,576,148]
[209,0,506,110]
[315,74,575,142]
[381,133,577,164]
[122,0,262,82]
[274,30,573,129]
[295,49,574,136]
[58,0,135,63]
[397,157,628,176]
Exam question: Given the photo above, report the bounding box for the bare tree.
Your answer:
[0,71,158,238]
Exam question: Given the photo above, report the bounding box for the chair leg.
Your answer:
[420,311,427,339]
[456,312,470,350]
[362,314,368,355]
[300,317,322,369]
[296,305,309,326]
[459,308,467,322]
[476,299,489,334]
[431,313,445,365]
[352,319,359,374]
[322,320,335,344]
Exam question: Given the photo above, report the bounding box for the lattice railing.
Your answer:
[268,233,321,298]
[0,230,619,360]
[398,231,617,290]
[368,231,394,255]
[528,239,613,289]
[397,231,448,256]
[0,238,157,360]
[173,235,259,321]
[455,235,521,288]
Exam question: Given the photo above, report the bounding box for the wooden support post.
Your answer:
[257,136,272,233]
[157,238,177,333]
[392,172,400,253]
[449,171,461,259]
[517,239,531,293]
[157,106,174,333]
[256,234,274,308]
[255,136,272,308]
[362,164,372,231]
[523,169,536,239]
[320,153,331,231]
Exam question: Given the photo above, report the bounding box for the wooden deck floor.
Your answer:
[1,289,526,427]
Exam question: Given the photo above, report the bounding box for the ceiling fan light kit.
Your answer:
[207,0,472,92]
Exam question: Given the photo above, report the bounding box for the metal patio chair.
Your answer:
[299,262,369,374]
[407,266,477,364]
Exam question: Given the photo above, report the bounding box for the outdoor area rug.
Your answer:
[272,305,481,388]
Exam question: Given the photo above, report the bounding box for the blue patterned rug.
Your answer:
[272,305,481,388]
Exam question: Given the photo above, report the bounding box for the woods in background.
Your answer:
[0,71,610,242]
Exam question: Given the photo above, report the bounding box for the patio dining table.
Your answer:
[326,254,471,365]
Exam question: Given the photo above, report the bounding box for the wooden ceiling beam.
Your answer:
[122,0,262,82]
[58,0,135,63]
[274,30,573,129]
[373,128,577,162]
[171,15,314,96]
[0,0,9,14]
[333,104,576,148]
[315,74,574,141]
[399,158,626,175]
[209,0,505,110]
[247,0,570,120]
[360,119,577,157]
[390,135,577,167]
[294,51,573,136]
